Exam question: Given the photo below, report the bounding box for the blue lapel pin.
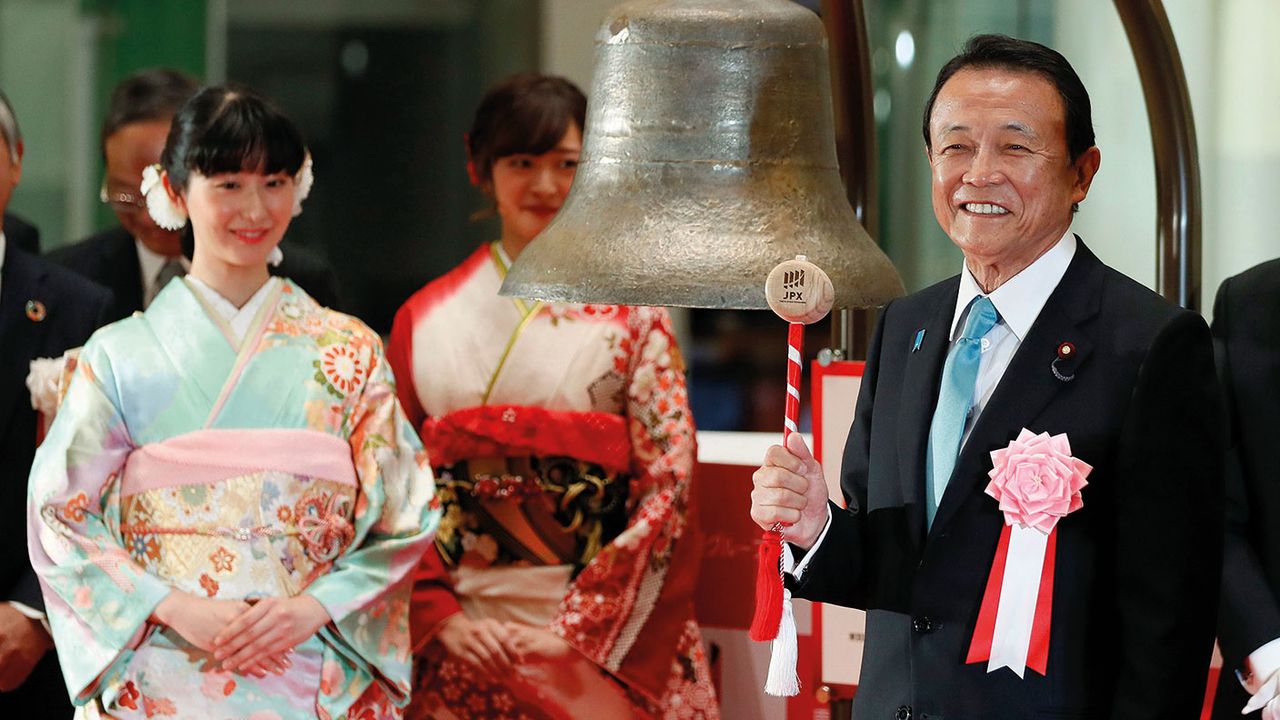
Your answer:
[911,329,925,353]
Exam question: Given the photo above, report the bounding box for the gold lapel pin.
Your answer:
[25,299,47,322]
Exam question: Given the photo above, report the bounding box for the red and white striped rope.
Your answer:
[784,322,803,441]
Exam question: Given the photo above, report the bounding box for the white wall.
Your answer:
[0,0,97,246]
[540,0,615,89]
[1207,0,1280,304]
[1057,0,1279,315]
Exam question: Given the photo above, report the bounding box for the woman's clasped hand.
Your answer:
[151,591,331,678]
[434,613,577,677]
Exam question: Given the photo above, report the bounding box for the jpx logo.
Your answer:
[781,268,806,302]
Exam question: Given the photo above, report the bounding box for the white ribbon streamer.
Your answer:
[986,524,1049,677]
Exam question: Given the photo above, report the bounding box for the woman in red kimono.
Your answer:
[388,74,719,719]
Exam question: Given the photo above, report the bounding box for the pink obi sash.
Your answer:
[120,429,358,565]
[121,428,357,496]
[420,405,630,474]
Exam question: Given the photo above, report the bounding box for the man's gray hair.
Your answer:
[0,90,21,159]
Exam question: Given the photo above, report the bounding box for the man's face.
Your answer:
[927,67,1100,269]
[0,136,21,221]
[104,119,182,256]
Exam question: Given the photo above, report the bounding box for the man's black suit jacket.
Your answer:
[48,225,343,321]
[3,213,40,254]
[793,241,1223,720]
[1,240,112,715]
[1211,259,1280,720]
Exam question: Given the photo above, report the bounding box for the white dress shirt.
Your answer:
[136,239,191,309]
[1241,639,1280,705]
[793,230,1078,578]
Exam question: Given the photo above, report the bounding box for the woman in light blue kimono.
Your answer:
[27,85,439,720]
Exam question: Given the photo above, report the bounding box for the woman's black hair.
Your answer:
[467,74,586,188]
[161,84,306,194]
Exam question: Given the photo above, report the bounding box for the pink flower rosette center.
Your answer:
[985,428,1091,534]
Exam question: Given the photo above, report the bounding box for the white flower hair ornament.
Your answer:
[270,152,312,268]
[140,164,188,230]
[292,152,314,217]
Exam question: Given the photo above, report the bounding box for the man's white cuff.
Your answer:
[790,504,833,581]
[6,600,51,634]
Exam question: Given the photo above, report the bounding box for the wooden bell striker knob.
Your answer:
[765,255,835,325]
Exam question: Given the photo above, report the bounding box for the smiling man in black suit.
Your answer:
[750,35,1222,720]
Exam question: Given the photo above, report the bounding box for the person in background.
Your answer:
[389,73,719,719]
[2,212,38,253]
[0,88,112,717]
[28,84,438,719]
[0,88,39,254]
[1212,258,1280,720]
[50,67,342,319]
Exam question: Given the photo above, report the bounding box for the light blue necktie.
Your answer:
[925,295,1000,529]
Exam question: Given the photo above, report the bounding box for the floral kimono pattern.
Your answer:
[28,279,440,720]
[388,243,719,720]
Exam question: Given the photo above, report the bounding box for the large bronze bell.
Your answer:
[501,0,903,310]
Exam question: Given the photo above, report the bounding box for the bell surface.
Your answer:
[501,0,904,310]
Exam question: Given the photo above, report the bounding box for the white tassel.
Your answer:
[267,245,284,267]
[764,543,800,696]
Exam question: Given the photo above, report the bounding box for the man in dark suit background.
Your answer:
[50,68,341,319]
[2,213,38,254]
[0,97,37,256]
[1,86,113,717]
[1211,259,1280,719]
[750,35,1222,719]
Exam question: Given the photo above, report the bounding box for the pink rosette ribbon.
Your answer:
[966,429,1091,678]
[985,428,1091,533]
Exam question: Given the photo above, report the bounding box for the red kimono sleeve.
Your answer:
[550,307,703,704]
[389,299,462,648]
[409,546,463,650]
